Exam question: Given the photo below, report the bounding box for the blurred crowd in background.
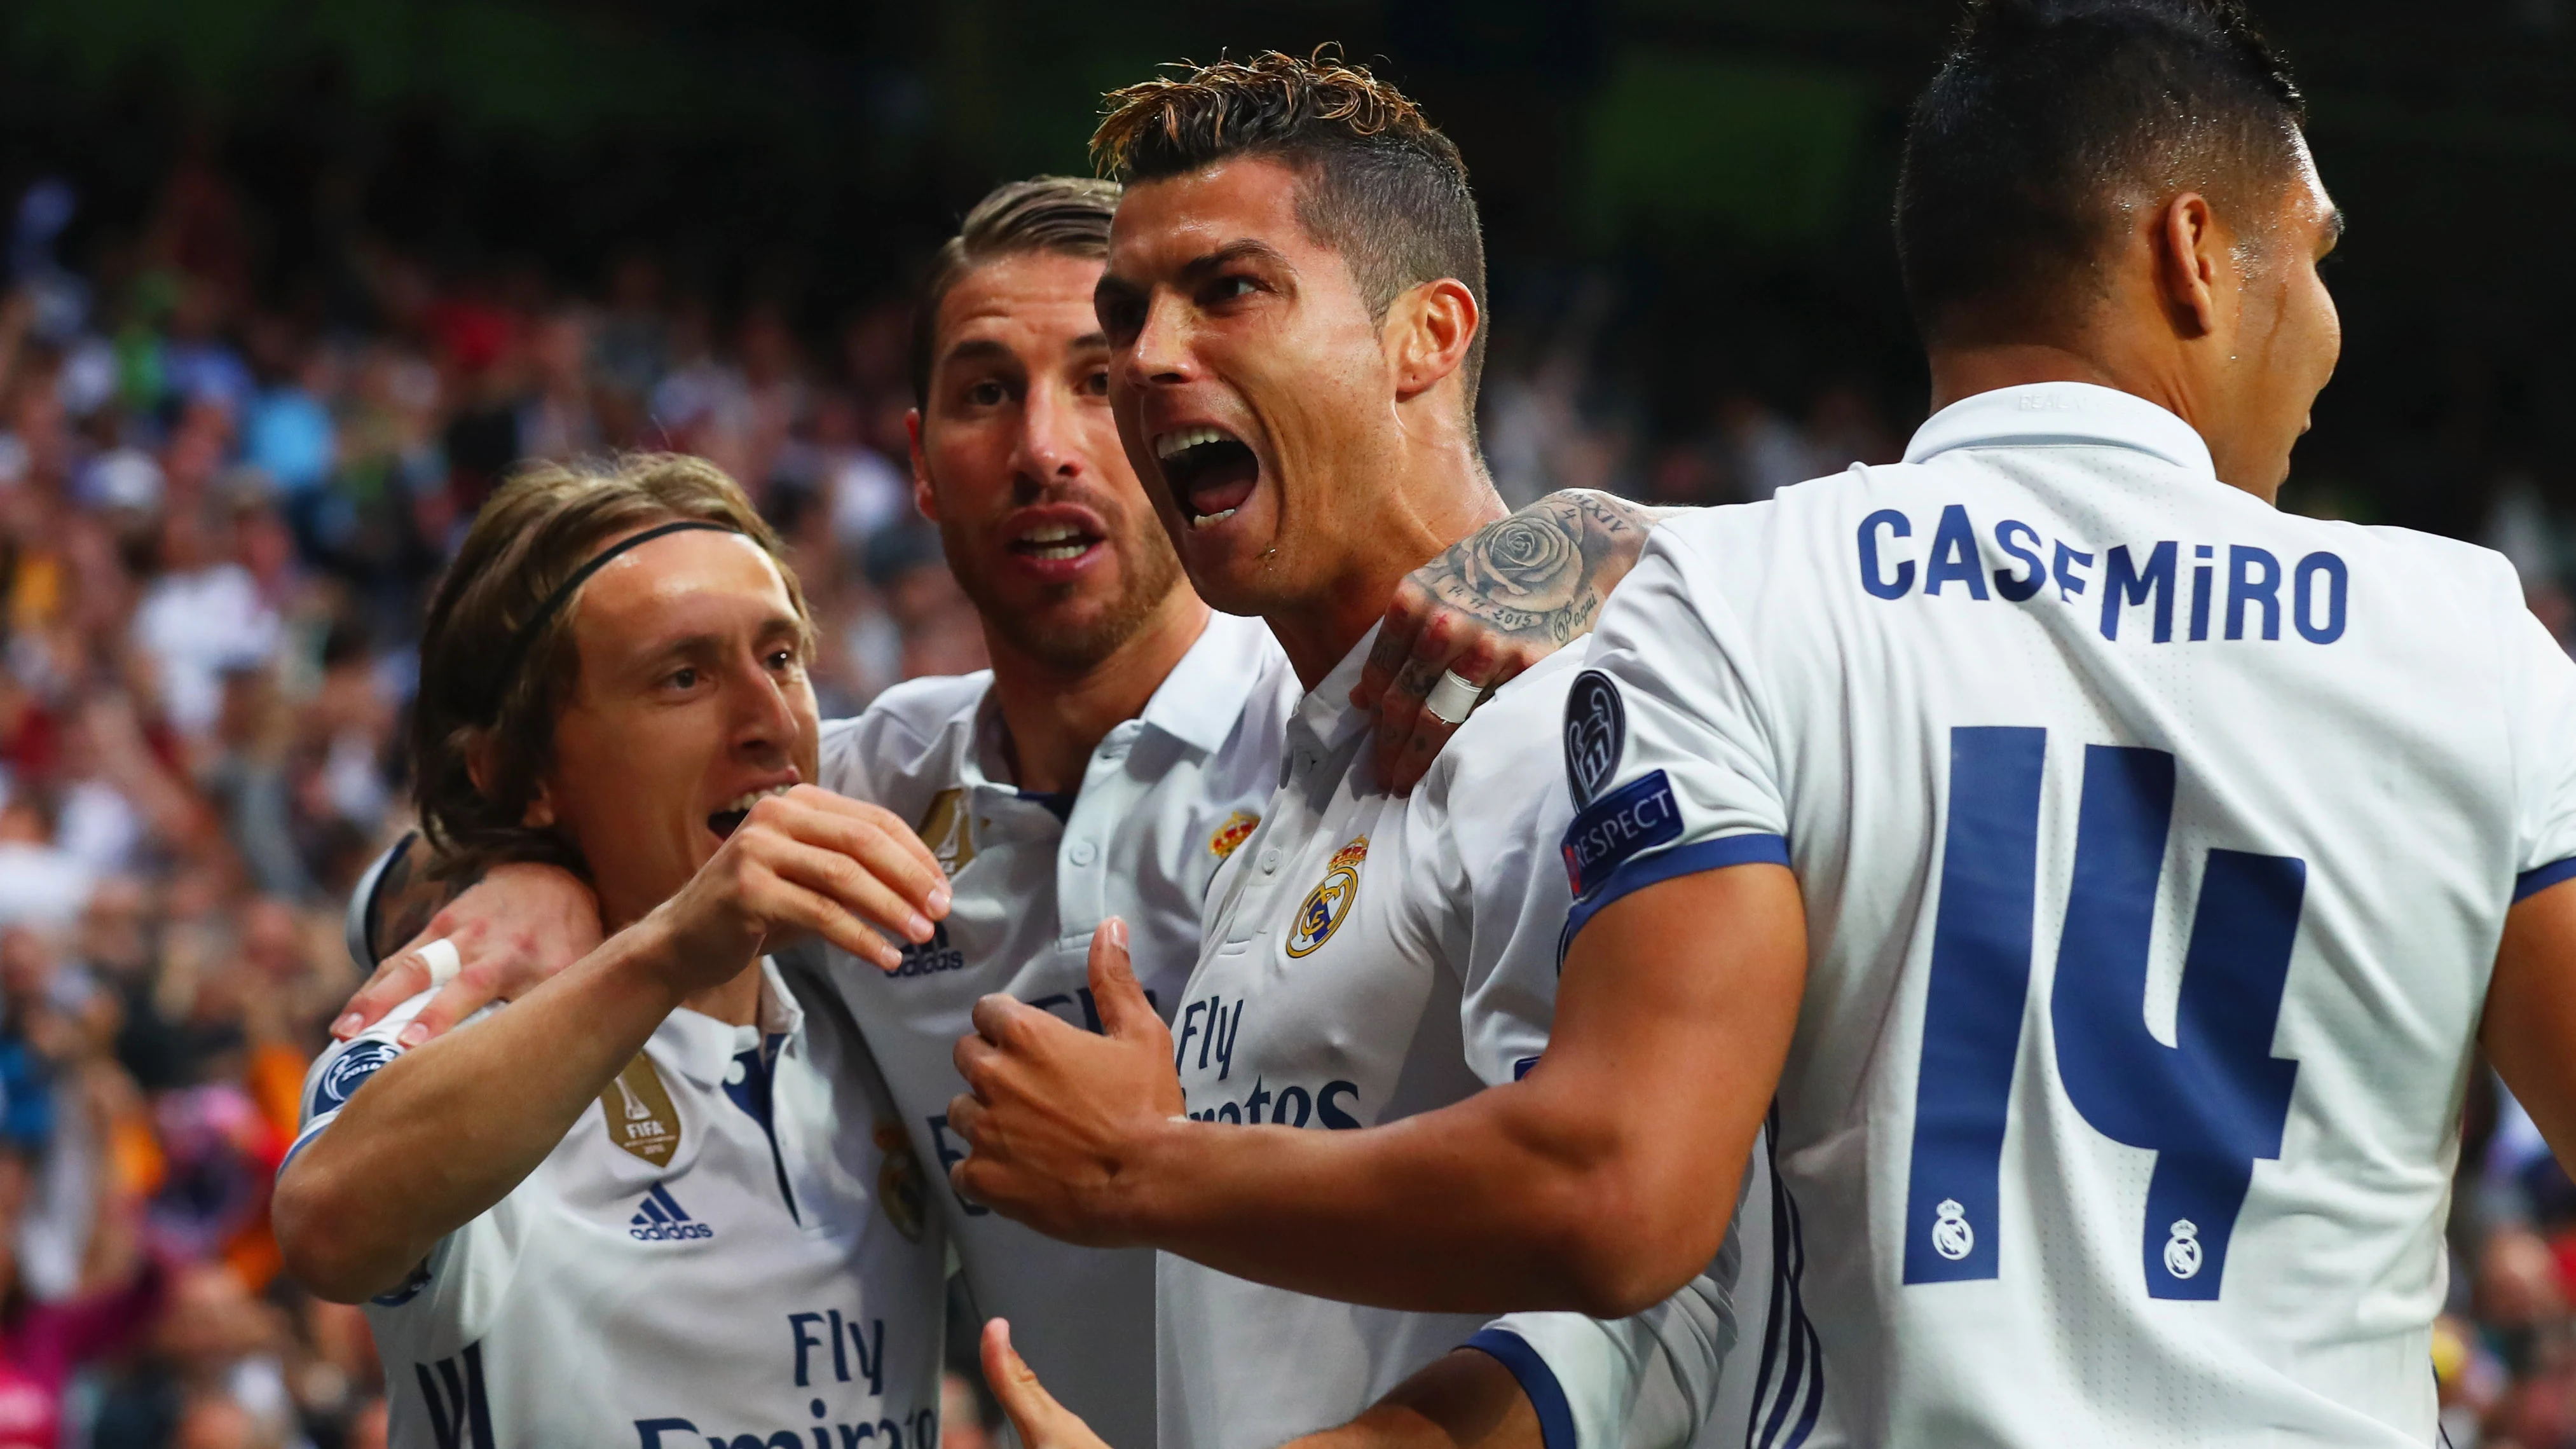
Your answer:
[0,119,2572,1449]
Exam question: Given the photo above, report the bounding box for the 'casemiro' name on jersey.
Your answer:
[1562,381,2576,1447]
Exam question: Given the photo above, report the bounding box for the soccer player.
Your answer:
[272,456,956,1445]
[951,3,2576,1445]
[943,53,1758,1449]
[324,178,1659,1448]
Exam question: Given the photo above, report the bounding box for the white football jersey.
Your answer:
[1161,638,1765,1449]
[1568,381,2576,1446]
[814,610,1296,1449]
[291,961,947,1449]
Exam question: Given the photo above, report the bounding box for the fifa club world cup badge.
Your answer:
[1564,671,1627,809]
[601,1055,682,1167]
[1931,1198,1975,1261]
[1287,837,1369,958]
[874,1122,929,1243]
[917,788,978,877]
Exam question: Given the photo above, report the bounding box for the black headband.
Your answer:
[485,519,741,718]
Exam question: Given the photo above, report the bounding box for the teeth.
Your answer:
[1189,508,1237,530]
[1154,426,1228,460]
[1027,543,1087,561]
[722,783,796,814]
[1024,524,1081,544]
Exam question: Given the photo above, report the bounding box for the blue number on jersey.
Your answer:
[1902,731,2305,1300]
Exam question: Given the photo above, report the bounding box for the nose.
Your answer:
[1122,289,1193,390]
[727,648,802,762]
[1010,378,1085,489]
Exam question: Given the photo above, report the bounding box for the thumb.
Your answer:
[981,1319,1100,1449]
[1086,919,1160,1041]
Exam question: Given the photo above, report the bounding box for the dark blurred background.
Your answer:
[0,3,2573,1448]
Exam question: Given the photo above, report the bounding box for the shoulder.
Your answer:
[1420,649,1589,811]
[296,992,504,1134]
[818,673,991,795]
[2330,520,2518,587]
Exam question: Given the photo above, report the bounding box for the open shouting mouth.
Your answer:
[1154,425,1260,529]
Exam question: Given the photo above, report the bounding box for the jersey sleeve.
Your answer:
[1562,527,1790,952]
[1465,1132,1770,1449]
[288,992,514,1327]
[288,991,429,1169]
[2505,594,2576,899]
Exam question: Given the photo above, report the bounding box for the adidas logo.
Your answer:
[627,1183,715,1242]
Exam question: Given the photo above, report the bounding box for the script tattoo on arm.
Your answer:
[1418,490,1679,647]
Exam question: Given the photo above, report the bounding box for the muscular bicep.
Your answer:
[1522,860,1805,1312]
[2487,879,2576,1174]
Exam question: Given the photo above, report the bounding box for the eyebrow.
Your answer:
[939,337,1018,372]
[1179,239,1293,282]
[626,616,804,668]
[2321,208,2347,249]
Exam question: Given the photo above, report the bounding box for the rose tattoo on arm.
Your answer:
[1420,490,1673,647]
[1356,490,1680,792]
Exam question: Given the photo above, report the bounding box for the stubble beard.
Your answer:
[946,517,1189,676]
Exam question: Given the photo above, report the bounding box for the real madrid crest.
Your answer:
[1286,837,1368,958]
[1208,811,1260,862]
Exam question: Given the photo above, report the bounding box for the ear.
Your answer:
[1385,278,1481,403]
[466,731,556,829]
[907,407,940,524]
[2155,193,2226,341]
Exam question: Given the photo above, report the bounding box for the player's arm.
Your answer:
[277,789,947,1301]
[950,859,1804,1318]
[329,788,946,1047]
[2484,877,2576,1167]
[1360,491,1680,792]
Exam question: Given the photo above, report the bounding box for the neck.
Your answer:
[985,588,1212,793]
[1268,436,1507,689]
[1926,341,2138,415]
[682,961,763,1026]
[1926,340,2272,504]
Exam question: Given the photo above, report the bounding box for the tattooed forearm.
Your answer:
[367,837,475,966]
[1416,491,1679,645]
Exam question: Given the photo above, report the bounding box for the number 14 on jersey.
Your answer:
[1902,727,2306,1301]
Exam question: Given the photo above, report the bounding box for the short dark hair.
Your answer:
[909,176,1121,408]
[411,454,808,882]
[1895,0,2307,347]
[1092,49,1490,406]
